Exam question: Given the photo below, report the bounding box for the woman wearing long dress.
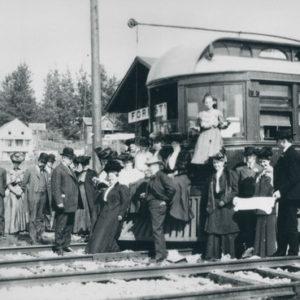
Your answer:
[73,156,95,235]
[85,160,130,254]
[191,93,228,164]
[253,147,276,257]
[5,153,28,235]
[204,152,239,259]
[166,134,193,222]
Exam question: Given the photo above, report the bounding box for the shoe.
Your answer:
[155,257,167,263]
[63,247,73,252]
[242,247,254,258]
[57,249,64,256]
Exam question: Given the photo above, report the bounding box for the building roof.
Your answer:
[106,56,156,113]
[28,123,47,131]
[0,119,33,139]
[147,34,300,84]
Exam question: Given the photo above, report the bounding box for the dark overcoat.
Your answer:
[84,169,98,212]
[274,146,300,202]
[166,149,193,221]
[86,183,130,254]
[205,168,239,234]
[51,163,79,213]
[235,163,262,198]
[0,168,7,197]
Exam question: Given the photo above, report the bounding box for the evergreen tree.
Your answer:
[0,63,37,126]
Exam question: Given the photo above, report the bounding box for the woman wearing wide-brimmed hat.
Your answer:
[73,155,98,235]
[86,160,130,253]
[204,151,239,260]
[5,152,28,235]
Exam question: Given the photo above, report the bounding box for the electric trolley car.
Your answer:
[117,34,300,243]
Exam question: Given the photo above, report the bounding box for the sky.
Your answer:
[0,0,300,101]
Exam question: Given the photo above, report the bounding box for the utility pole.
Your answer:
[90,0,102,170]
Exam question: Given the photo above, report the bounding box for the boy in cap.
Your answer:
[273,130,300,256]
[21,152,49,244]
[52,147,79,255]
[145,156,176,262]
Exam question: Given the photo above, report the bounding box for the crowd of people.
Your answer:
[0,95,299,262]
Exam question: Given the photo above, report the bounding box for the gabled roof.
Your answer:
[105,56,156,113]
[147,34,300,84]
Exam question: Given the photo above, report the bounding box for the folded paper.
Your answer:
[233,197,276,214]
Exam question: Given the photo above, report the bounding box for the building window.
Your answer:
[8,131,11,135]
[186,83,244,138]
[15,140,23,147]
[21,131,24,135]
[7,140,13,147]
[259,48,287,60]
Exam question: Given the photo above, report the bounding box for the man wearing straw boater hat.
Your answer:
[52,147,79,255]
[145,155,176,262]
[273,129,300,256]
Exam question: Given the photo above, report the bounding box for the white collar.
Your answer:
[283,144,292,153]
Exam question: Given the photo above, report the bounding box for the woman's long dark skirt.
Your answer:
[205,233,238,260]
[85,204,122,254]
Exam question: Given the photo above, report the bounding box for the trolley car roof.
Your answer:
[147,35,300,84]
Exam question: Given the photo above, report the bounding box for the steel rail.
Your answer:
[0,243,86,255]
[0,248,192,268]
[113,282,297,300]
[1,256,300,287]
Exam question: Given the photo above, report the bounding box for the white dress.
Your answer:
[191,109,225,164]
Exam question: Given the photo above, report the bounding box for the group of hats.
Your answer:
[243,146,273,159]
[38,152,56,164]
[10,152,56,164]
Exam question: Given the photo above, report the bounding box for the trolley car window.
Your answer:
[259,84,291,108]
[258,48,287,60]
[258,83,292,140]
[186,83,244,138]
[260,112,292,140]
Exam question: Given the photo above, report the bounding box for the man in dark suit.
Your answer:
[273,130,300,256]
[235,147,262,257]
[52,147,79,255]
[21,153,48,244]
[146,156,176,262]
[0,167,7,236]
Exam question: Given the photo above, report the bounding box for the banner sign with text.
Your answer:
[128,107,149,123]
[154,102,167,120]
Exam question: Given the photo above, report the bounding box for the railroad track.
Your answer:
[0,242,86,255]
[0,248,192,268]
[1,256,300,299]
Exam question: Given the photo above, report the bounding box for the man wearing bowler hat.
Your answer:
[273,130,300,256]
[52,147,79,255]
[145,156,176,262]
[21,152,49,244]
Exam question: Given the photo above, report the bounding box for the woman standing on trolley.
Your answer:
[192,93,229,164]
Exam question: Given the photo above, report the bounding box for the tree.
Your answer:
[0,63,38,126]
[40,65,121,140]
